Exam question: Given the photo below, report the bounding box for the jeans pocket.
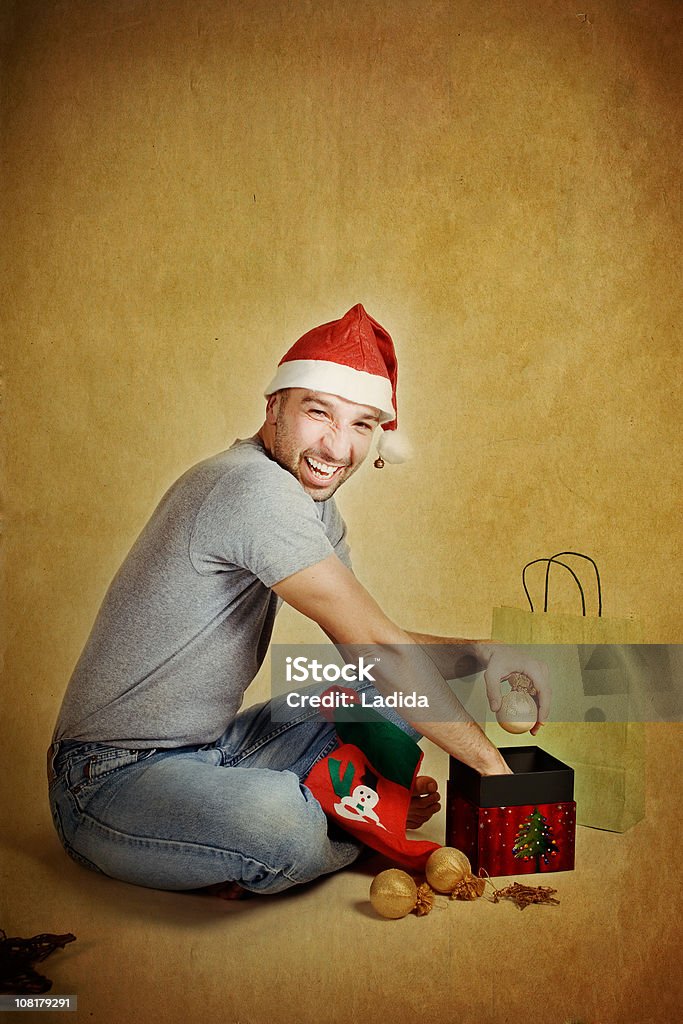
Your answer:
[71,746,158,797]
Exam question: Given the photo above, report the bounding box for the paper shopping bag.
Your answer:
[489,551,645,833]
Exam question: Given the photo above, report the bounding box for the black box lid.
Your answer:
[448,746,574,807]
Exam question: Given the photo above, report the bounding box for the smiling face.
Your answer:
[261,388,380,500]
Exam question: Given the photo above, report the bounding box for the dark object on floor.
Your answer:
[487,880,560,910]
[0,929,76,994]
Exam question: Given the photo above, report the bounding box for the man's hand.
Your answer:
[404,634,551,741]
[477,645,551,736]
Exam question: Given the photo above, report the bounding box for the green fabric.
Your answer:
[335,709,420,790]
[328,757,355,799]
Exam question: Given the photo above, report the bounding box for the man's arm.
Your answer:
[404,632,495,680]
[272,554,512,775]
[405,631,551,737]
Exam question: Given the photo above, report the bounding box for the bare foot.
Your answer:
[407,775,441,829]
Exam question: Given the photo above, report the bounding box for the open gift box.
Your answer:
[446,746,576,877]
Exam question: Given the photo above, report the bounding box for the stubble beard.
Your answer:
[273,406,359,501]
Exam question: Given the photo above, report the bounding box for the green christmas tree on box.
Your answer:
[512,807,559,872]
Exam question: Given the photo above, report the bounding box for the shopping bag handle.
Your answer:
[522,551,602,617]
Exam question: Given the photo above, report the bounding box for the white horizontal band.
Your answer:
[264,359,395,423]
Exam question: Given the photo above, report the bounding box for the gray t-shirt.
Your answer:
[52,437,352,748]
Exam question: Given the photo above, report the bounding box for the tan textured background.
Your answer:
[1,1,681,1022]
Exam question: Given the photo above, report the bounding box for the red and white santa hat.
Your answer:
[264,303,412,465]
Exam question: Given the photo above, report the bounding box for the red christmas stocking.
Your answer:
[304,689,441,871]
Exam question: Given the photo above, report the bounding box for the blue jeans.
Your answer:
[47,688,420,895]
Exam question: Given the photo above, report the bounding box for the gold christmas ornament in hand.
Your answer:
[369,869,435,919]
[496,672,538,734]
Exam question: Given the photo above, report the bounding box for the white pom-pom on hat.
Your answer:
[376,426,413,465]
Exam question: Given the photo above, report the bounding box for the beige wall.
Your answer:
[2,3,681,1021]
[2,0,680,871]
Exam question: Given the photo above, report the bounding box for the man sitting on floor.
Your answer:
[47,304,549,896]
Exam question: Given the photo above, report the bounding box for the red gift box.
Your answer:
[446,746,576,876]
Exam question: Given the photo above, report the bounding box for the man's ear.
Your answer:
[265,393,280,425]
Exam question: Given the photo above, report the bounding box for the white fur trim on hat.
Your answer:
[264,359,395,424]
